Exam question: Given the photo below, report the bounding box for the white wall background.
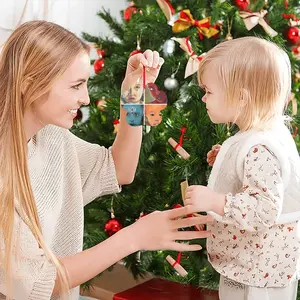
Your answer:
[0,0,128,46]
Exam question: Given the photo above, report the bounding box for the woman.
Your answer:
[0,20,211,300]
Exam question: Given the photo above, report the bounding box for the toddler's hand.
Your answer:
[185,185,226,215]
[207,144,221,166]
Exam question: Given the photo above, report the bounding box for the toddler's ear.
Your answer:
[240,88,250,108]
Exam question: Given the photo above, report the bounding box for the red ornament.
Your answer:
[104,218,123,236]
[286,27,300,44]
[124,2,137,22]
[94,58,105,74]
[235,0,250,10]
[130,49,143,57]
[74,108,82,121]
[97,49,105,58]
[172,204,183,209]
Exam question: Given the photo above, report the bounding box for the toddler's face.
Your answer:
[200,62,238,125]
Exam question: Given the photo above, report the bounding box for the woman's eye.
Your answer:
[72,83,83,90]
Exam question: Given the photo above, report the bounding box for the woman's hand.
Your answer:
[128,205,213,252]
[121,50,164,93]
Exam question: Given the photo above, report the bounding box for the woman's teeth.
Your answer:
[68,109,78,114]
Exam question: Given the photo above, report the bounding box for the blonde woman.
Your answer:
[184,37,300,299]
[0,21,212,300]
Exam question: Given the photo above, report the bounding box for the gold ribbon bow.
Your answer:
[172,10,219,39]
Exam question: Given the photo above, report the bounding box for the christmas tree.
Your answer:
[73,0,300,291]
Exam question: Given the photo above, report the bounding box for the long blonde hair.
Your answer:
[0,20,89,298]
[198,36,291,131]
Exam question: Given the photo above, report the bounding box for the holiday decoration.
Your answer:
[95,96,107,111]
[235,0,250,10]
[168,127,190,160]
[121,67,168,126]
[104,197,123,236]
[239,10,278,37]
[166,253,188,277]
[164,74,179,90]
[156,0,175,24]
[97,48,105,58]
[163,39,176,56]
[180,180,204,231]
[172,37,205,78]
[113,119,120,134]
[104,218,123,236]
[225,18,234,41]
[130,35,143,57]
[124,1,138,22]
[286,26,300,44]
[94,58,105,74]
[292,45,300,58]
[172,11,219,40]
[156,1,219,40]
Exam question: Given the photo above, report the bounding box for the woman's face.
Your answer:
[24,52,91,137]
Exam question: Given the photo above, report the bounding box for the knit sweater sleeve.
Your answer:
[0,211,57,300]
[68,131,121,206]
[219,144,284,231]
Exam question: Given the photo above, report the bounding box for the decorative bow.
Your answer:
[156,0,175,23]
[239,10,278,37]
[172,10,219,40]
[172,37,206,78]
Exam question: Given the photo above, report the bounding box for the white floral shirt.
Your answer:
[207,145,300,287]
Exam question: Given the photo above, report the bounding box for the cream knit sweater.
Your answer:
[0,125,121,300]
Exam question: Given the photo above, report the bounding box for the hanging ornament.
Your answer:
[113,119,120,134]
[226,123,231,137]
[282,14,300,27]
[95,96,107,111]
[286,27,300,44]
[172,37,206,78]
[239,10,278,37]
[104,218,122,236]
[166,253,188,277]
[104,197,123,236]
[292,45,300,58]
[97,48,105,58]
[130,35,143,57]
[164,62,180,90]
[284,0,289,9]
[94,58,105,74]
[124,1,137,21]
[163,39,176,56]
[164,75,178,90]
[168,127,190,160]
[235,0,250,10]
[225,18,234,41]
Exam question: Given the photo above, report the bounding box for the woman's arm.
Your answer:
[52,205,212,295]
[112,50,164,185]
